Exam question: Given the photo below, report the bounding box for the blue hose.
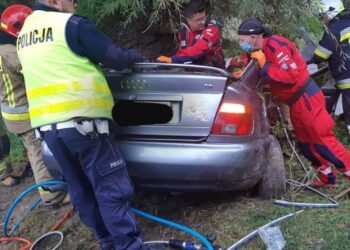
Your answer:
[9,198,42,236]
[3,181,214,250]
[132,208,213,250]
[2,180,66,237]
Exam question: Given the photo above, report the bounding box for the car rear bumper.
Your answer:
[116,137,270,191]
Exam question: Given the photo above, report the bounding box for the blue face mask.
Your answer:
[240,42,253,53]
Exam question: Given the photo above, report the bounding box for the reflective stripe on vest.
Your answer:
[17,11,113,128]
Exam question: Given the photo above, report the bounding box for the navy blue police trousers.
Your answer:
[42,125,142,250]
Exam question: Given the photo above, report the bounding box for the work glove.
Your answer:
[228,55,244,68]
[250,50,266,68]
[231,68,244,79]
[156,55,172,63]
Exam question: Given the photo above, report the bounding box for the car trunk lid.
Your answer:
[106,63,229,139]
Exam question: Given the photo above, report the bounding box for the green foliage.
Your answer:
[76,0,105,22]
[74,0,329,56]
[7,132,26,162]
[0,0,34,9]
[0,1,6,7]
[77,0,188,30]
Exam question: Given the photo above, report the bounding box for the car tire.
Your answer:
[259,135,286,199]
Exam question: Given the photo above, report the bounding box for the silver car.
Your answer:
[43,62,286,198]
[107,62,285,197]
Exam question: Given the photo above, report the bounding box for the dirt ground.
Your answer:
[1,167,349,250]
[0,170,262,250]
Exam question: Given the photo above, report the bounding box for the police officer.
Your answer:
[237,18,350,188]
[17,0,143,249]
[0,5,68,204]
[311,0,350,134]
[156,0,225,68]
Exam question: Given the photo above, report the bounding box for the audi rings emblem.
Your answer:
[120,79,148,90]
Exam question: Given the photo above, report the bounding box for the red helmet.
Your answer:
[0,4,32,37]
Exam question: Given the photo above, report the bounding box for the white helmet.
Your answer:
[319,0,345,19]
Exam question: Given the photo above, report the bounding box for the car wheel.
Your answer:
[259,135,286,199]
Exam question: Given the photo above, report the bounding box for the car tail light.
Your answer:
[210,103,253,135]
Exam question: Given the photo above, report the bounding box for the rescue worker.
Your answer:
[0,4,68,203]
[17,0,143,249]
[156,0,225,68]
[237,18,350,188]
[0,123,17,186]
[226,53,293,129]
[310,0,350,134]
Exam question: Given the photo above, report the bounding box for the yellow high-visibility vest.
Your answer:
[17,11,113,128]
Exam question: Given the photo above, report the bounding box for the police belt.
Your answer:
[39,118,108,132]
[39,120,76,132]
[285,78,314,106]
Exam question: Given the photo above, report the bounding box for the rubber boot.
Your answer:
[1,176,18,187]
[9,162,30,179]
[308,179,338,188]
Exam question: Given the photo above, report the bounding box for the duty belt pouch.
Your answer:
[34,128,42,140]
[73,119,94,136]
[94,119,109,135]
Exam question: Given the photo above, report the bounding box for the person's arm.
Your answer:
[66,15,142,70]
[5,48,22,75]
[171,24,220,64]
[312,31,335,64]
[259,46,303,84]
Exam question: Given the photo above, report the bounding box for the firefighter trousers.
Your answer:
[19,129,66,204]
[291,89,350,184]
[341,88,350,131]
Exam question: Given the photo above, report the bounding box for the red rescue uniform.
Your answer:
[171,22,225,68]
[260,35,350,184]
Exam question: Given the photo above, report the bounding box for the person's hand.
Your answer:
[156,56,172,63]
[231,69,243,78]
[250,50,266,68]
[228,56,244,67]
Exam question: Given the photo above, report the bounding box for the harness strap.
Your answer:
[285,78,314,106]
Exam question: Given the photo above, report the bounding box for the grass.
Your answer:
[2,117,350,250]
[7,132,26,162]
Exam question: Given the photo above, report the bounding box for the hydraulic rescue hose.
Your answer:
[132,208,214,250]
[2,181,214,250]
[29,231,64,250]
[2,180,67,237]
[274,179,339,208]
[0,237,32,250]
[275,104,310,178]
[9,198,42,236]
[226,210,304,250]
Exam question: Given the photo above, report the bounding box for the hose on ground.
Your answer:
[9,198,42,236]
[50,206,74,232]
[4,181,213,250]
[2,180,67,237]
[226,210,304,250]
[0,237,32,250]
[29,231,63,250]
[132,208,214,250]
[274,179,339,208]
